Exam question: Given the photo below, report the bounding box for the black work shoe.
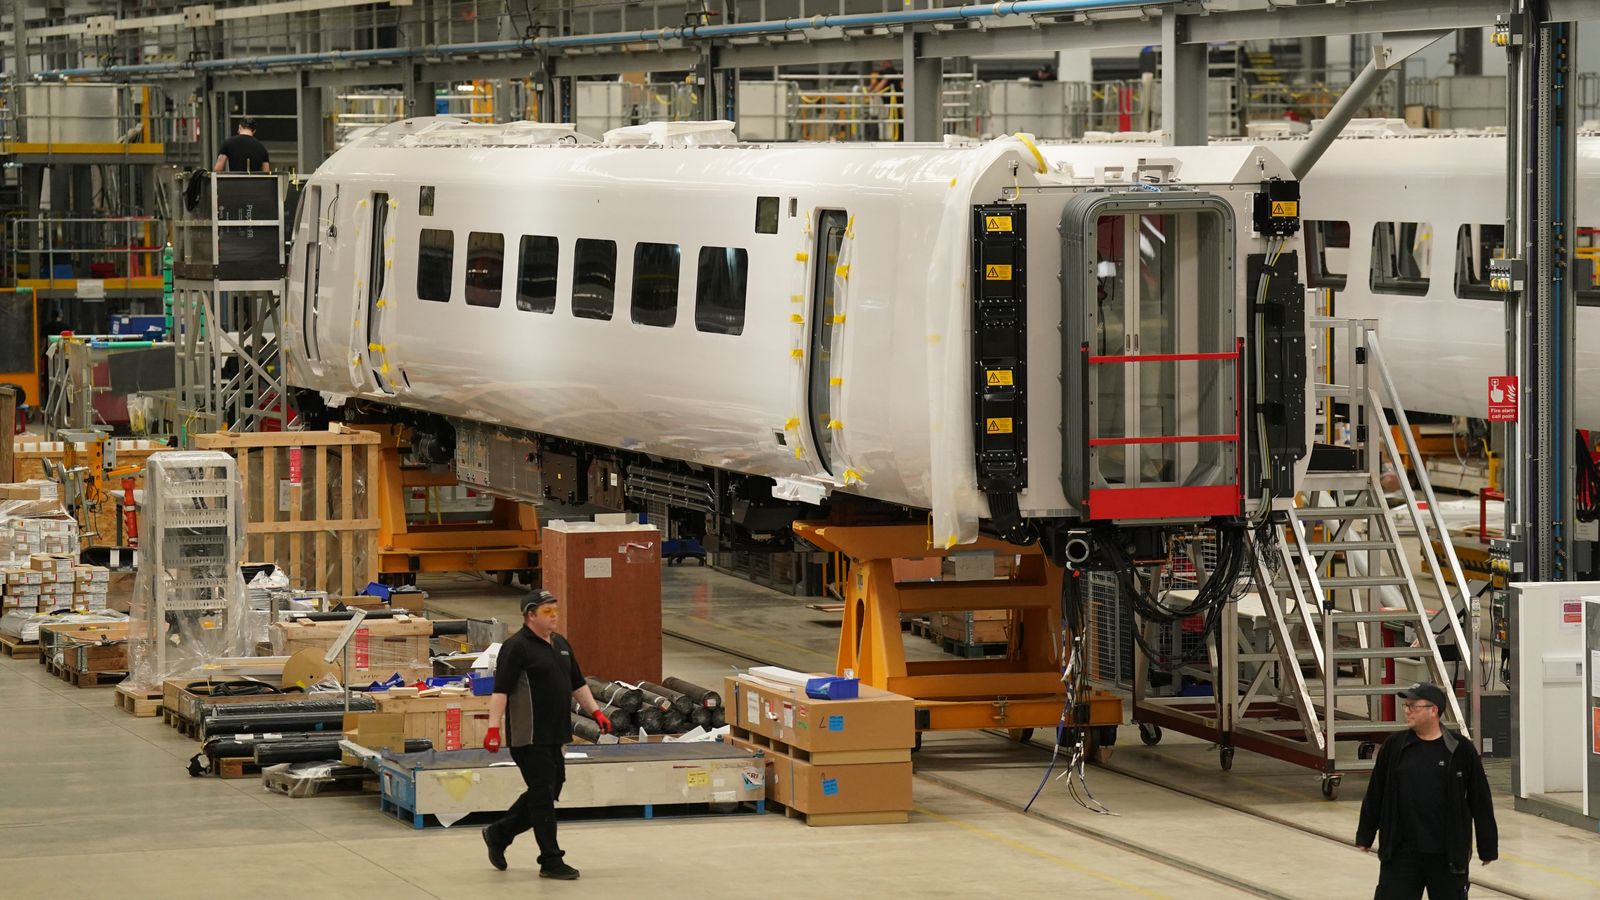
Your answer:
[539,862,581,880]
[482,828,507,871]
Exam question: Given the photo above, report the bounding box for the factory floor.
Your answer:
[0,568,1594,899]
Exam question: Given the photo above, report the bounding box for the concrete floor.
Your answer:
[2,566,1597,899]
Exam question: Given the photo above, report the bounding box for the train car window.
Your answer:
[631,242,681,327]
[1304,220,1349,290]
[1370,221,1432,297]
[517,235,559,313]
[417,228,454,302]
[464,232,505,308]
[1577,227,1600,307]
[419,186,435,216]
[756,197,780,234]
[695,247,749,335]
[572,238,617,320]
[1454,224,1505,301]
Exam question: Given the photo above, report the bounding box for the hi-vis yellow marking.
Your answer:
[1270,200,1298,217]
[985,215,1013,233]
[985,369,1014,387]
[985,264,1013,281]
[985,417,1014,435]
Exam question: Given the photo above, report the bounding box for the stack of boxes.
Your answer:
[726,673,915,826]
[0,556,107,615]
[32,553,75,612]
[1,564,42,615]
[73,564,111,612]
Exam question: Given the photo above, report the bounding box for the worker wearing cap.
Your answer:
[1357,681,1498,899]
[482,590,612,880]
[213,118,271,173]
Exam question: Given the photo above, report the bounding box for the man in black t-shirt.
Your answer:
[212,118,271,173]
[1357,682,1498,899]
[481,591,612,880]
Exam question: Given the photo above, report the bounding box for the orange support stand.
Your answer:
[353,425,541,584]
[792,522,1121,744]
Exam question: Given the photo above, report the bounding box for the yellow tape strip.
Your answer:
[794,251,810,262]
[784,417,800,430]
[826,419,843,431]
[1012,132,1048,174]
[790,348,804,359]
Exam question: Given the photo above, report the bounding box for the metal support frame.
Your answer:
[171,279,289,444]
[902,28,942,142]
[1160,11,1207,146]
[794,521,1121,740]
[297,72,326,174]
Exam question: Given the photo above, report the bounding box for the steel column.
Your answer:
[1160,11,1207,146]
[902,28,942,142]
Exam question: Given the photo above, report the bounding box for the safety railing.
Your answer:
[0,81,198,152]
[5,216,165,289]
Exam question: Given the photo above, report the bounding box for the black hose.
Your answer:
[661,676,722,708]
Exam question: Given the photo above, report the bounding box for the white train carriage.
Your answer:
[285,118,1306,546]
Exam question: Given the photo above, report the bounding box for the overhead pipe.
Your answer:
[27,0,1171,80]
[1288,30,1451,181]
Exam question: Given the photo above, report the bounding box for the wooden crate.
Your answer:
[374,694,494,750]
[40,620,128,673]
[12,438,164,546]
[193,426,380,596]
[937,610,1011,645]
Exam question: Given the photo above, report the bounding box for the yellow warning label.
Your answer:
[1270,200,1298,217]
[985,264,1013,281]
[985,417,1014,435]
[985,369,1015,387]
[985,215,1013,233]
[687,771,709,787]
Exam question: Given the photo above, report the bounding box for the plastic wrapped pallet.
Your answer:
[0,609,124,642]
[270,616,432,685]
[126,452,251,690]
[0,482,77,568]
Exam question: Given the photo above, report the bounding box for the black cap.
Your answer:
[1399,682,1449,711]
[519,590,558,615]
[238,117,257,131]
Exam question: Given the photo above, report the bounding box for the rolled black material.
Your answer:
[571,713,602,743]
[690,707,713,729]
[639,681,695,716]
[586,677,643,713]
[710,707,727,729]
[255,737,431,765]
[429,620,469,636]
[573,701,633,735]
[633,705,664,734]
[202,697,376,738]
[662,676,723,709]
[661,711,689,734]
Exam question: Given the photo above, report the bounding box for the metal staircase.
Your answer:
[1236,317,1478,797]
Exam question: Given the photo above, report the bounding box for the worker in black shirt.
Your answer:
[213,118,271,173]
[1357,682,1498,899]
[482,590,612,880]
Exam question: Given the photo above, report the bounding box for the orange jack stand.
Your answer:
[793,522,1121,746]
[353,425,541,584]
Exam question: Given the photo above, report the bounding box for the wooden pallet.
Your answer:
[757,797,908,827]
[163,708,202,739]
[728,726,911,766]
[113,684,163,717]
[45,659,126,687]
[215,757,263,779]
[941,638,1009,659]
[909,617,938,641]
[193,426,380,597]
[0,634,40,659]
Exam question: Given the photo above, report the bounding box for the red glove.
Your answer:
[484,727,502,753]
[593,710,613,735]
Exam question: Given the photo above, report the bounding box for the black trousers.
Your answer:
[1375,851,1469,900]
[488,744,566,868]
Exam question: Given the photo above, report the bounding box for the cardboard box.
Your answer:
[272,616,432,685]
[342,711,407,766]
[765,753,912,817]
[29,553,74,573]
[725,674,914,753]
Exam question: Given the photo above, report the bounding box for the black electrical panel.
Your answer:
[1247,251,1306,499]
[972,204,1027,493]
[1252,179,1301,237]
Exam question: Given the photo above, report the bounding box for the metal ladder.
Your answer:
[1240,317,1477,794]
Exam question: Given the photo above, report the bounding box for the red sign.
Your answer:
[354,626,369,668]
[1563,599,1583,626]
[445,706,462,750]
[1593,707,1600,755]
[1488,376,1519,422]
[287,447,303,485]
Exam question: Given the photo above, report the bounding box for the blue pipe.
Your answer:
[28,0,1166,79]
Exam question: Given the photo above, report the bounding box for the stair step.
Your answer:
[1238,651,1319,663]
[1326,721,1413,734]
[1332,684,1413,696]
[1299,473,1373,492]
[1316,575,1410,589]
[1296,505,1388,518]
[1284,610,1416,624]
[1332,647,1431,660]
[1289,540,1394,553]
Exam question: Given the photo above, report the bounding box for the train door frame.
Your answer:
[806,208,849,476]
[365,190,394,394]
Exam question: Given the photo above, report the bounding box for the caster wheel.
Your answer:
[1138,723,1163,746]
[1010,728,1035,744]
[495,570,513,586]
[1088,726,1118,764]
[1220,746,1235,771]
[913,731,924,752]
[1321,775,1342,801]
[1358,741,1376,761]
